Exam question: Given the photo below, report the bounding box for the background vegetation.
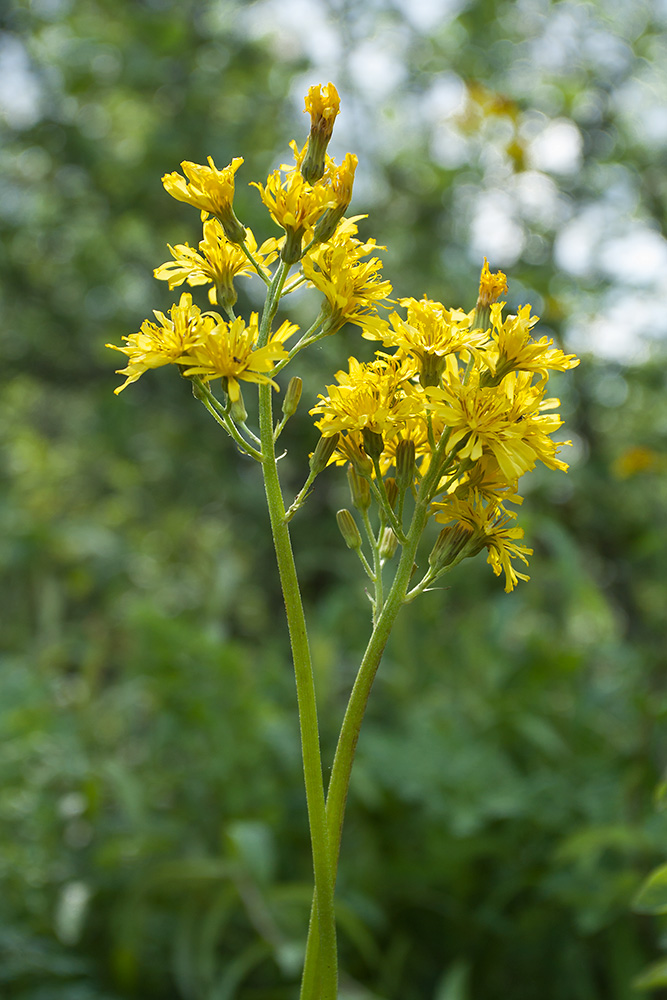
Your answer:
[2,0,667,998]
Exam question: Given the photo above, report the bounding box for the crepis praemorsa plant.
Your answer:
[108,83,579,999]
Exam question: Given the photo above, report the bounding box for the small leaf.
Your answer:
[434,960,470,1000]
[633,958,667,990]
[633,863,667,914]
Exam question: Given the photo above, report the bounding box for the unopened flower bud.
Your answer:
[218,209,247,246]
[384,477,398,510]
[395,439,416,491]
[301,83,340,184]
[230,388,248,425]
[309,432,339,474]
[361,427,384,461]
[378,526,399,561]
[282,376,303,418]
[347,463,371,511]
[281,227,305,265]
[419,352,447,389]
[336,508,362,550]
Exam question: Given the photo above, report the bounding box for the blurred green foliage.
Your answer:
[2,0,667,998]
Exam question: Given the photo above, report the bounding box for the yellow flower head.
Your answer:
[432,494,532,592]
[302,230,392,336]
[426,367,568,482]
[374,296,490,386]
[311,355,423,472]
[107,292,215,394]
[302,82,341,183]
[251,155,336,262]
[178,314,296,403]
[154,221,279,309]
[482,302,580,384]
[162,156,246,242]
[477,257,508,308]
[313,153,359,243]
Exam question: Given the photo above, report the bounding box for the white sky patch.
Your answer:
[566,292,667,363]
[240,0,341,63]
[599,227,667,287]
[614,73,667,150]
[511,170,565,229]
[348,35,409,99]
[423,73,467,119]
[393,0,470,32]
[431,123,469,169]
[0,33,43,130]
[553,205,608,277]
[469,191,525,267]
[527,119,583,175]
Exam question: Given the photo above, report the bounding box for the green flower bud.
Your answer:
[230,388,248,425]
[384,477,398,510]
[361,427,384,461]
[310,432,339,474]
[336,508,362,550]
[347,463,371,511]
[378,526,398,561]
[282,377,303,418]
[395,439,416,492]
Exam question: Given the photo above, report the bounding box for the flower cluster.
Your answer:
[312,271,579,590]
[109,83,391,413]
[109,82,578,593]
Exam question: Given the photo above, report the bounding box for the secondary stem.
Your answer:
[256,263,337,1000]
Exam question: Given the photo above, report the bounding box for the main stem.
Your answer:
[301,442,449,999]
[256,263,337,1000]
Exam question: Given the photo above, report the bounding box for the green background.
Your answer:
[2,1,667,997]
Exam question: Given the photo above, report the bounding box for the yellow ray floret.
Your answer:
[107,292,216,394]
[154,221,279,306]
[426,368,569,482]
[432,494,532,592]
[302,230,392,336]
[177,314,297,403]
[477,257,509,308]
[373,295,490,384]
[482,302,580,383]
[251,165,336,237]
[162,156,246,240]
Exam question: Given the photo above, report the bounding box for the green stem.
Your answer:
[300,429,452,999]
[195,388,263,462]
[361,509,383,625]
[256,265,337,1000]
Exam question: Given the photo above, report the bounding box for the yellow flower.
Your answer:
[313,153,358,243]
[154,221,279,308]
[432,494,532,592]
[107,292,215,394]
[302,82,341,183]
[426,368,569,481]
[302,230,393,336]
[162,156,246,242]
[476,257,508,308]
[251,154,336,262]
[373,296,490,386]
[311,355,424,471]
[482,302,580,384]
[178,314,297,402]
